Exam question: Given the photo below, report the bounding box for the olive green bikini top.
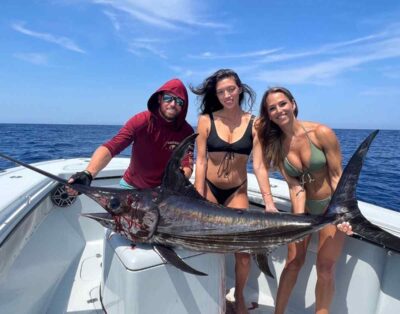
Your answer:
[283,125,327,187]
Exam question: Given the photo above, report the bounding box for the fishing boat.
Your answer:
[0,157,399,314]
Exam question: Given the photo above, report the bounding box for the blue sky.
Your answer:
[1,0,400,129]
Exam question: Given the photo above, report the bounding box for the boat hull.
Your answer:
[0,158,399,313]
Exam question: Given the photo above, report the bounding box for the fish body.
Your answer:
[1,130,399,276]
[153,192,332,252]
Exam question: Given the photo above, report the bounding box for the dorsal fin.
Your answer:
[161,133,203,199]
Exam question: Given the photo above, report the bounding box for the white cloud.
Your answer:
[92,0,232,61]
[93,0,228,30]
[128,40,167,59]
[360,87,400,96]
[381,66,400,79]
[254,29,400,85]
[168,65,195,78]
[13,53,48,65]
[255,57,362,85]
[260,32,389,64]
[168,64,259,82]
[103,10,121,31]
[12,22,85,54]
[189,48,282,60]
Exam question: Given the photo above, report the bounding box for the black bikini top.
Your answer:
[207,113,254,155]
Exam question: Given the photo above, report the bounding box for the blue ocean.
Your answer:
[0,124,399,212]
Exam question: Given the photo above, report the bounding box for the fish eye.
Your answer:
[109,196,121,210]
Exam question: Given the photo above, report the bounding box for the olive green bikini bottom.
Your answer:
[306,196,332,215]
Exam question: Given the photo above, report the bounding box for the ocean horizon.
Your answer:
[1,122,399,131]
[0,123,399,212]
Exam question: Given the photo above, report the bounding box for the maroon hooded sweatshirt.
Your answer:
[102,78,194,189]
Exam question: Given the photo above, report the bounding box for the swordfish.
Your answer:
[0,130,399,276]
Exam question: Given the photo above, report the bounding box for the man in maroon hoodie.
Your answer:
[68,78,194,189]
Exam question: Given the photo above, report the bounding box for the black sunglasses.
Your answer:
[162,94,184,107]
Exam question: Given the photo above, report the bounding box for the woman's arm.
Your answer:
[315,125,352,235]
[194,115,210,197]
[280,166,307,214]
[315,125,342,191]
[252,120,278,212]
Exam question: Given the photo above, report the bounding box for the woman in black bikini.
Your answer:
[191,69,277,314]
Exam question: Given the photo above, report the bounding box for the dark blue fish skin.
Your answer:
[75,185,330,252]
[1,130,399,274]
[152,192,332,252]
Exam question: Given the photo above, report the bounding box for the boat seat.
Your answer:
[101,231,226,314]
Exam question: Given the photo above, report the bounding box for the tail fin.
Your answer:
[349,215,400,253]
[326,130,379,217]
[323,130,400,253]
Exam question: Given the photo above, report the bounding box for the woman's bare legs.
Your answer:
[315,225,346,314]
[234,252,251,314]
[274,236,311,314]
[226,188,250,314]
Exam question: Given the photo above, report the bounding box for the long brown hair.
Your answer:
[256,87,298,169]
[190,69,255,114]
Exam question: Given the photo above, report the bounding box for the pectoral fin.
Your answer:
[153,245,207,276]
[253,252,274,278]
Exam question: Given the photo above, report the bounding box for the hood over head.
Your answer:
[147,78,189,129]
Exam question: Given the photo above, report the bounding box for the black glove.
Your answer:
[69,170,93,187]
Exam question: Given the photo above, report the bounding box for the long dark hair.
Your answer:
[256,87,298,169]
[190,69,256,114]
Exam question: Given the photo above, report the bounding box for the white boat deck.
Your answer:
[0,158,399,313]
[61,240,104,314]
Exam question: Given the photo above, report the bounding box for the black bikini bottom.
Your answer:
[205,178,247,205]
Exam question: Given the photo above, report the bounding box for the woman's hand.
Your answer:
[265,200,279,213]
[337,221,353,235]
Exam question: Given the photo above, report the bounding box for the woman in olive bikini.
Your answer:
[257,87,352,314]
